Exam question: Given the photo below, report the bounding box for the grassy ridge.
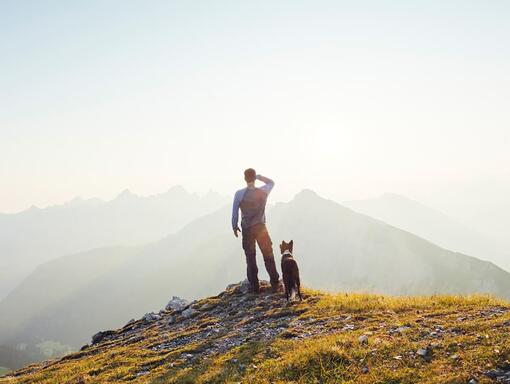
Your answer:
[1,287,509,384]
[0,368,10,377]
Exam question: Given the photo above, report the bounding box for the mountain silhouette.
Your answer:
[345,193,509,271]
[1,189,509,364]
[0,187,228,300]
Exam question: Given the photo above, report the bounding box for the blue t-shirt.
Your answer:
[232,175,274,230]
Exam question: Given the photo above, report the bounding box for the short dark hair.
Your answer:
[244,168,256,183]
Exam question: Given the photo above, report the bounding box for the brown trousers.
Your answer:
[242,223,280,289]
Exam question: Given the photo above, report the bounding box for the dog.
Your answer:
[280,240,302,301]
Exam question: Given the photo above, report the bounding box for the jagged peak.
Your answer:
[166,185,188,195]
[293,189,321,201]
[68,196,84,205]
[114,189,138,200]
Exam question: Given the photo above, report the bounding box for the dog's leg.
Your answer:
[297,276,302,301]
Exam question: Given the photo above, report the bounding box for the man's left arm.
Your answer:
[257,174,275,194]
[232,191,242,237]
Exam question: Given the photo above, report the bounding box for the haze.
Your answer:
[2,1,510,372]
[1,1,509,235]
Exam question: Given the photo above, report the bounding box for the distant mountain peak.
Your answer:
[65,197,104,208]
[166,185,188,194]
[380,192,408,200]
[203,189,221,198]
[69,197,84,204]
[157,186,194,201]
[115,189,138,200]
[293,189,320,201]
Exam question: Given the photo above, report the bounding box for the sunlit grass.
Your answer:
[2,289,509,384]
[311,290,508,313]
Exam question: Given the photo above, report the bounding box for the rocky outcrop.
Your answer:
[165,296,189,312]
[4,283,510,384]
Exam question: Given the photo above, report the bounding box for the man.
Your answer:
[232,168,280,294]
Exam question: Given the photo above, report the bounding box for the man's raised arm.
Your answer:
[257,174,275,194]
[231,190,242,237]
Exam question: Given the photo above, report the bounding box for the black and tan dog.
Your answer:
[280,240,302,301]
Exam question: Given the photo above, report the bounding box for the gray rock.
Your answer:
[167,316,176,325]
[165,296,189,312]
[182,308,197,318]
[358,335,369,345]
[240,279,251,294]
[484,369,506,379]
[416,347,433,361]
[91,330,115,345]
[143,312,161,322]
[225,283,238,291]
[200,302,215,311]
[342,324,355,331]
[362,366,369,374]
[468,379,478,384]
[395,325,410,333]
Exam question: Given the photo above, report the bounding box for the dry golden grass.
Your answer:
[2,289,509,384]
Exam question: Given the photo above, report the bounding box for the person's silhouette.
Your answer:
[232,168,280,293]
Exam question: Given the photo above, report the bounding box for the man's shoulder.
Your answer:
[234,188,247,198]
[256,186,270,195]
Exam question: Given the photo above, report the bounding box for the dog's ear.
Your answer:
[280,241,285,253]
[289,240,294,251]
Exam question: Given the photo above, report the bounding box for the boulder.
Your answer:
[91,330,115,345]
[167,316,176,325]
[143,312,161,322]
[165,296,189,312]
[182,308,197,318]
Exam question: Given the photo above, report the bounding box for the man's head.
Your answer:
[244,168,256,184]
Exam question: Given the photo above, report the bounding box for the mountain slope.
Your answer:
[0,187,228,299]
[2,190,510,358]
[344,193,509,270]
[2,282,510,384]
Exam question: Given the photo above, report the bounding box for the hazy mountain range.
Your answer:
[1,189,510,371]
[344,193,510,271]
[0,187,228,300]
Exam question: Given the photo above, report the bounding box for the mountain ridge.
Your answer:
[344,193,509,271]
[2,189,510,362]
[0,186,228,300]
[2,281,510,383]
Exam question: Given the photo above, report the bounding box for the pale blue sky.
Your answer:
[1,1,509,224]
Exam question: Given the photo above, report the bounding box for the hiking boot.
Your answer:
[248,282,260,294]
[271,280,283,294]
